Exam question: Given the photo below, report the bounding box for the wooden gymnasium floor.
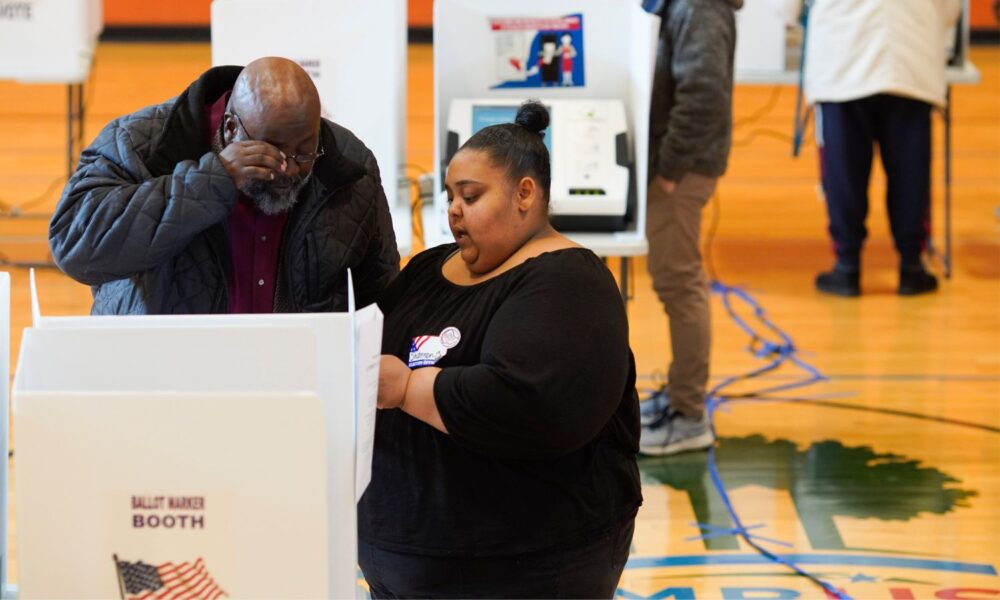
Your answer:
[1,42,998,598]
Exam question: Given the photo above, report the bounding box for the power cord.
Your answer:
[0,54,97,220]
[403,163,432,253]
[0,175,67,219]
[733,86,783,129]
[0,250,59,270]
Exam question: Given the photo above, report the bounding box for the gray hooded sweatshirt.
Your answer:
[649,0,744,183]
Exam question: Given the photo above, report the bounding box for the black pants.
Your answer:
[817,94,932,268]
[359,518,635,599]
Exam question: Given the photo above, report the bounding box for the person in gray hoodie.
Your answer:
[639,0,742,456]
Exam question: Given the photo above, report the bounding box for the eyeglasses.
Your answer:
[228,111,325,166]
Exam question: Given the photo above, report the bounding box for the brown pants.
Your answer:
[645,173,717,420]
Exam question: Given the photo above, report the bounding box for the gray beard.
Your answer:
[212,130,309,215]
[241,172,309,216]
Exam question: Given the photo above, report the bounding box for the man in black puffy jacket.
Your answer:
[50,57,399,315]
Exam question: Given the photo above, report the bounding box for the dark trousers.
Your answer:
[359,518,635,599]
[817,94,933,268]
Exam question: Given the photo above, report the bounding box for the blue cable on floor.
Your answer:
[693,280,850,599]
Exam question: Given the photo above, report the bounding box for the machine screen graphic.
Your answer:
[472,105,553,155]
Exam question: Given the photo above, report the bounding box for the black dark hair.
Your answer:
[460,100,551,201]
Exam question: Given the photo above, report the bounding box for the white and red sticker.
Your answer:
[408,327,462,368]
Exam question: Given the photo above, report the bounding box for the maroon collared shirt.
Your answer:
[206,92,290,313]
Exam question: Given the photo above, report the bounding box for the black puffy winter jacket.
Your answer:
[49,66,399,314]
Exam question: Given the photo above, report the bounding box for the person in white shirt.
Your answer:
[774,0,962,296]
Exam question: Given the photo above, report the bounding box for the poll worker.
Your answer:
[359,101,642,599]
[50,57,398,314]
[772,0,961,296]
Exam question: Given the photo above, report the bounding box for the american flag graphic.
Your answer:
[115,556,227,599]
[411,335,433,351]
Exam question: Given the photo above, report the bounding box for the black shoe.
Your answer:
[816,266,860,297]
[898,266,938,296]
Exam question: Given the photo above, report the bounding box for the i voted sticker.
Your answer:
[440,326,461,349]
[408,327,462,368]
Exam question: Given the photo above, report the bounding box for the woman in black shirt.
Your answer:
[359,101,642,599]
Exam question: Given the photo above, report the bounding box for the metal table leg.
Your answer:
[620,256,630,306]
[66,83,84,179]
[944,85,953,279]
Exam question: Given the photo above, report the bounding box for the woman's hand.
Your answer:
[375,356,448,433]
[377,355,412,409]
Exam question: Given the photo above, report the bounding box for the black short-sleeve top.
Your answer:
[358,243,642,556]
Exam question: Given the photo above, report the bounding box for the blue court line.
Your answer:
[625,554,998,576]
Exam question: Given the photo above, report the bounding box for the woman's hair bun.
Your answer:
[515,100,550,136]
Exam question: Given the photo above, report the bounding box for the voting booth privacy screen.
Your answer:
[0,0,102,83]
[733,0,973,79]
[13,283,383,598]
[211,0,412,254]
[432,0,656,252]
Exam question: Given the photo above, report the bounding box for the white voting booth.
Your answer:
[12,274,382,598]
[734,0,789,76]
[430,0,656,258]
[0,0,101,83]
[734,0,977,83]
[211,0,413,255]
[0,0,103,178]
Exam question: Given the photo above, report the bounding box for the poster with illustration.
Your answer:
[490,14,585,89]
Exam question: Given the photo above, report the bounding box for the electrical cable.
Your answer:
[733,86,783,129]
[402,163,432,252]
[700,281,847,599]
[1,54,97,218]
[0,250,59,270]
[405,175,425,251]
[0,175,67,217]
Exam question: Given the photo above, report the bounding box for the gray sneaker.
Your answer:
[639,410,714,456]
[640,386,670,427]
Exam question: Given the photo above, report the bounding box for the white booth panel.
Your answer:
[735,0,788,75]
[13,301,383,597]
[13,325,318,393]
[16,391,329,598]
[211,0,412,255]
[0,0,102,83]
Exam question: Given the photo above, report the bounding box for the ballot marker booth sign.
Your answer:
[12,273,382,598]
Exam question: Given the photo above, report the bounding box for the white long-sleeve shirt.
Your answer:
[773,0,962,106]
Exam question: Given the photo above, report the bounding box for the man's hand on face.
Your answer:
[218,140,288,194]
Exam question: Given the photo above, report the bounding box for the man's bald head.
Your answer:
[229,57,321,130]
[220,57,324,215]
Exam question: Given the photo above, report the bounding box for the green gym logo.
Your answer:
[621,435,996,599]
